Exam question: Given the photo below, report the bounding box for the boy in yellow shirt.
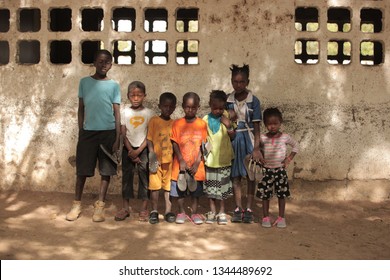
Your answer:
[147,92,177,224]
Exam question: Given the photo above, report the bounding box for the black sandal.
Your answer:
[164,212,176,223]
[149,211,159,224]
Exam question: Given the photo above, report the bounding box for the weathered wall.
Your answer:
[0,0,389,200]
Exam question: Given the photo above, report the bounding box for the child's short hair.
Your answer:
[182,92,200,105]
[159,92,177,105]
[128,81,146,94]
[230,64,250,79]
[209,90,227,103]
[263,107,283,123]
[93,49,112,61]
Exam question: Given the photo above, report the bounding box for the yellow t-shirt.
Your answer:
[203,113,234,168]
[147,116,174,164]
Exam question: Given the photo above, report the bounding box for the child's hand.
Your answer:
[282,156,292,167]
[112,139,120,154]
[252,148,265,165]
[228,109,237,122]
[131,157,141,163]
[179,158,187,171]
[220,115,231,128]
[187,160,200,176]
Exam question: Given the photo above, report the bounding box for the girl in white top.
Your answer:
[256,107,299,228]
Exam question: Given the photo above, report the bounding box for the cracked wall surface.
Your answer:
[0,0,389,199]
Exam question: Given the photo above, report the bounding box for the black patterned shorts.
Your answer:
[256,167,290,200]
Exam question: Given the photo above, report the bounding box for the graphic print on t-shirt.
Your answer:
[130,116,145,128]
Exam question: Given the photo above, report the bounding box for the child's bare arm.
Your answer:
[121,125,135,158]
[78,98,85,130]
[172,141,187,171]
[112,103,121,152]
[252,121,265,164]
[283,152,297,167]
[131,138,147,158]
[147,139,155,154]
[187,150,202,176]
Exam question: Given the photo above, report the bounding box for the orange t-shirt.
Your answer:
[147,116,174,164]
[171,117,207,181]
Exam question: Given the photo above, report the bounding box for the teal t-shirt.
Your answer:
[78,76,121,130]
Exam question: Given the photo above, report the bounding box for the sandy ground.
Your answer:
[1,189,390,260]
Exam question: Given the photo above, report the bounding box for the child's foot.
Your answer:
[243,208,254,223]
[217,213,228,225]
[92,200,105,222]
[231,206,243,223]
[261,216,271,228]
[66,200,81,221]
[191,214,204,225]
[175,212,187,224]
[149,210,159,224]
[164,212,176,223]
[114,208,130,221]
[205,212,216,224]
[273,216,286,228]
[139,210,149,222]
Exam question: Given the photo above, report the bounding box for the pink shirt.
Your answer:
[261,133,299,168]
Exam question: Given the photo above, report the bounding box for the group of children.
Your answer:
[66,50,299,228]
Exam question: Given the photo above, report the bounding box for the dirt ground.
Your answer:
[1,189,390,260]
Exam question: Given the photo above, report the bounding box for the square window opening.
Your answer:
[81,41,104,64]
[50,40,72,64]
[361,8,382,33]
[327,40,351,65]
[113,40,136,65]
[50,8,72,32]
[176,8,199,32]
[0,41,9,64]
[360,41,383,66]
[176,40,199,65]
[19,8,41,32]
[144,9,167,32]
[18,40,40,64]
[327,8,351,32]
[81,8,104,31]
[295,7,319,32]
[294,39,319,64]
[112,8,135,32]
[0,9,10,32]
[144,40,168,65]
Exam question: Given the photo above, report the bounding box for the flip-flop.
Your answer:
[177,171,187,191]
[244,154,256,181]
[148,151,159,174]
[186,171,197,192]
[201,141,212,161]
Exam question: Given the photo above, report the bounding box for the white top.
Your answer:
[120,106,155,147]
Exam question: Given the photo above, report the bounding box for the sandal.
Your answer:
[177,171,187,191]
[149,210,159,224]
[114,208,130,221]
[244,154,256,181]
[164,212,176,223]
[148,151,159,174]
[139,210,149,222]
[186,171,197,192]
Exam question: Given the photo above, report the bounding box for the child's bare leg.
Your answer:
[209,198,217,214]
[75,175,87,201]
[219,199,225,214]
[191,196,199,214]
[232,177,242,208]
[246,178,255,210]
[177,197,185,213]
[122,198,130,211]
[278,198,285,218]
[141,199,148,212]
[151,190,159,211]
[164,191,172,214]
[262,200,270,217]
[98,175,110,202]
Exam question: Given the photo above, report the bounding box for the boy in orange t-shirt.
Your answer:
[171,92,207,225]
[147,92,177,224]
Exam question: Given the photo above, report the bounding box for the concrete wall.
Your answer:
[0,0,389,200]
